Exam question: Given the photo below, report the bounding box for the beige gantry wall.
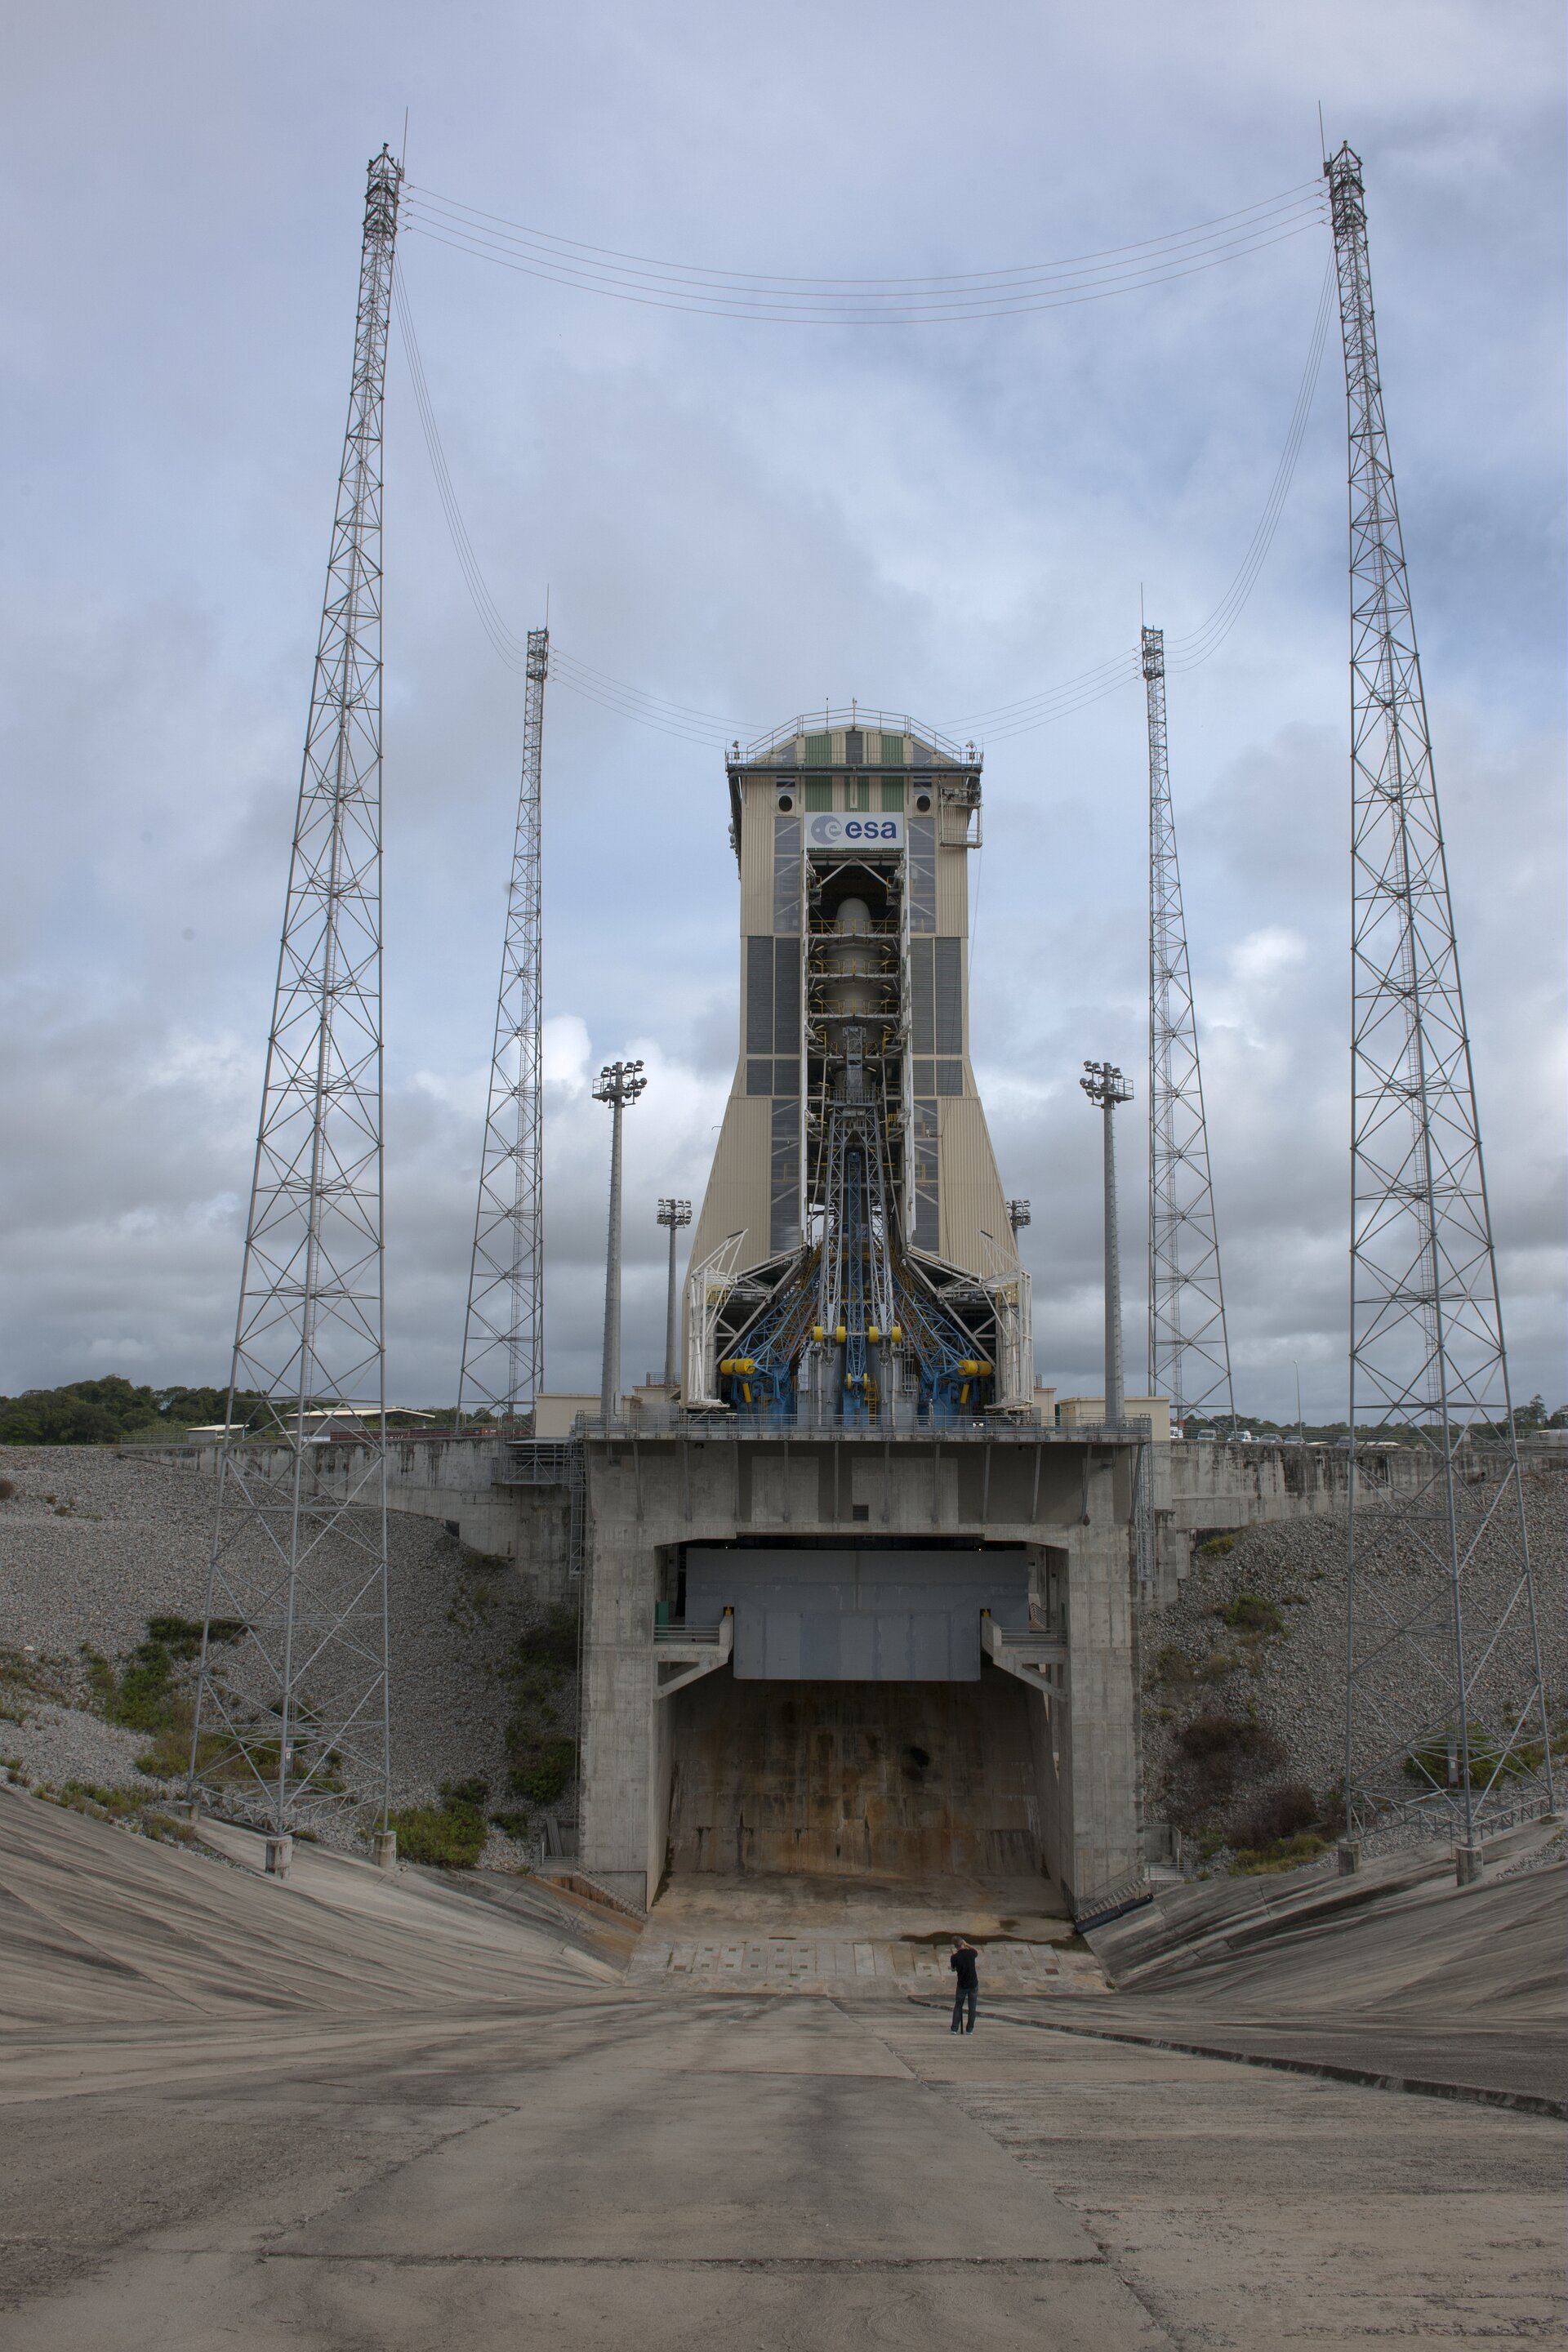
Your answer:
[689,738,1022,1290]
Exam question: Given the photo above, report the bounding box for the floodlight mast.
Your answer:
[657,1198,693,1387]
[1080,1062,1134,1426]
[595,1061,647,1423]
[189,147,402,1846]
[1144,625,1236,1432]
[458,625,550,1427]
[1327,140,1553,1854]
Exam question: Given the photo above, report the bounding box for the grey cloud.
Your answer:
[2,1,1561,1421]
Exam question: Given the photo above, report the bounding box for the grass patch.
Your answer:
[1214,1592,1285,1638]
[1198,1533,1236,1559]
[1148,1643,1236,1689]
[89,1617,247,1738]
[507,1737,575,1805]
[390,1777,490,1868]
[1403,1728,1535,1790]
[486,1806,535,1840]
[1230,1831,1330,1875]
[1232,1782,1321,1850]
[0,1642,76,1715]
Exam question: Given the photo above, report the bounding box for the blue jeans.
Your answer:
[951,1984,977,2032]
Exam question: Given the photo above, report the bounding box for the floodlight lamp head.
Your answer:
[1006,1199,1032,1232]
[657,1198,693,1228]
[1080,1061,1133,1108]
[594,1058,647,1109]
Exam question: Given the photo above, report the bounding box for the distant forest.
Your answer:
[0,1374,1559,1447]
[0,1377,267,1446]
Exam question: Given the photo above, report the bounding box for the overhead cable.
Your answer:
[401,179,1328,326]
[393,251,1334,751]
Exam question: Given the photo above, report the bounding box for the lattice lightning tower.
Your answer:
[189,147,402,1838]
[459,626,550,1424]
[1328,142,1552,1841]
[1144,626,1236,1429]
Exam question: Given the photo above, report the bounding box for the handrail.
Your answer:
[561,1412,1152,1444]
[742,707,972,764]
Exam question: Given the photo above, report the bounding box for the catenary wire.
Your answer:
[407,177,1325,292]
[400,179,1326,323]
[393,240,1334,746]
[402,201,1328,326]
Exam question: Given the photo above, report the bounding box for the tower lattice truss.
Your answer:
[1143,626,1235,1428]
[460,626,550,1423]
[190,148,402,1835]
[1329,143,1552,1836]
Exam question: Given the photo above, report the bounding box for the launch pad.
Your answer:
[572,717,1147,1919]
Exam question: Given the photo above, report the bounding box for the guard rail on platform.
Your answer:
[551,1413,1151,1446]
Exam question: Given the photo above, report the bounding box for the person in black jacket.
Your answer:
[949,1936,979,2033]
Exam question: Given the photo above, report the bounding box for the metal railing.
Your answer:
[556,1410,1152,1446]
[742,706,970,764]
[1073,1869,1154,1929]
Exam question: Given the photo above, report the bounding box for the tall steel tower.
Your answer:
[1327,142,1552,1848]
[459,626,550,1425]
[189,147,402,1843]
[1144,626,1236,1431]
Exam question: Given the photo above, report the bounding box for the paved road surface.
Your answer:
[2,1789,1563,2347]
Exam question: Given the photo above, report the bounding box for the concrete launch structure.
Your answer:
[570,714,1149,1918]
[685,716,1030,1419]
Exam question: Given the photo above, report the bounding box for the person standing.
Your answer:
[949,1936,979,2034]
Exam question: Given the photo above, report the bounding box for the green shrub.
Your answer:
[1173,1713,1286,1821]
[92,1617,246,1736]
[1234,1783,1318,1850]
[488,1807,535,1839]
[1215,1592,1285,1637]
[388,1802,488,1867]
[1230,1830,1329,1876]
[1178,1713,1284,1767]
[390,1779,492,1869]
[515,1607,578,1676]
[1199,1534,1236,1559]
[1403,1729,1530,1789]
[508,1737,575,1805]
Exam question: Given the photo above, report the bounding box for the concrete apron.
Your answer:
[626,1865,1108,1998]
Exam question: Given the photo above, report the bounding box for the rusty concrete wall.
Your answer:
[666,1665,1042,1880]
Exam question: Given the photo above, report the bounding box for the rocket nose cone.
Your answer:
[835,897,871,935]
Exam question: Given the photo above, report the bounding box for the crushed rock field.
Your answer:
[1145,1461,1568,1847]
[0,1445,564,1860]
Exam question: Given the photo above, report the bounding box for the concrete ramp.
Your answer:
[1022,1829,1568,2113]
[0,1784,622,2029]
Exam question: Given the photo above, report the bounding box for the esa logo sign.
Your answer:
[805,813,905,851]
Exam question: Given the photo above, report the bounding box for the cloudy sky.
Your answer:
[2,1,1563,1419]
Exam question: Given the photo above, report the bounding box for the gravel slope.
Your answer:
[0,1447,567,1855]
[1144,1463,1567,1842]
